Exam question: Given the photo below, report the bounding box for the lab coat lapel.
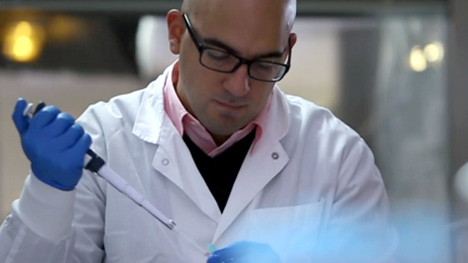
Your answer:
[213,141,289,241]
[152,119,221,223]
[132,63,221,222]
[213,86,292,241]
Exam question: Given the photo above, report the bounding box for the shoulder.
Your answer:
[279,92,382,188]
[83,87,146,120]
[279,91,366,158]
[284,93,333,120]
[78,80,161,128]
[283,92,356,138]
[75,80,163,156]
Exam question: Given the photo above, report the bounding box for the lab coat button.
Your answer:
[162,159,169,165]
[272,152,279,159]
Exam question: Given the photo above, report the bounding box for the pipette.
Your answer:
[84,150,211,256]
[23,102,212,257]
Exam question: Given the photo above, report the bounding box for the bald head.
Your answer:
[166,0,298,143]
[181,0,296,32]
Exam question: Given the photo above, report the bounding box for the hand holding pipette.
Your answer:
[13,98,92,191]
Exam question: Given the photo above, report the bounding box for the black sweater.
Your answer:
[183,130,256,212]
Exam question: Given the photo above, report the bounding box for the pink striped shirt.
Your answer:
[163,62,271,157]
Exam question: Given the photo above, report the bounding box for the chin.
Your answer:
[208,123,242,137]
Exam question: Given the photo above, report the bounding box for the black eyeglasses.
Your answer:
[182,13,291,82]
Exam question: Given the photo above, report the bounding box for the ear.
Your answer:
[289,32,297,48]
[167,9,185,55]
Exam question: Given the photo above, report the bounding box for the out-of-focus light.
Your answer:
[48,16,85,42]
[2,21,46,63]
[424,42,444,63]
[409,46,427,72]
[14,21,33,36]
[12,36,35,60]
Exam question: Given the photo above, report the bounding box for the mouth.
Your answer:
[214,99,246,111]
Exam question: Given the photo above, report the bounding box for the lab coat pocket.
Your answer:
[248,198,325,262]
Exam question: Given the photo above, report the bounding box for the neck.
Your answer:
[211,133,231,146]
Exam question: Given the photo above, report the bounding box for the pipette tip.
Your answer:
[207,243,217,256]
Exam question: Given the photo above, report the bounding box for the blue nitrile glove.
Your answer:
[12,98,92,191]
[207,241,281,263]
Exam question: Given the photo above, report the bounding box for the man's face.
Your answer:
[169,0,295,143]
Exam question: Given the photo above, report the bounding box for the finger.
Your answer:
[44,112,76,138]
[55,124,86,150]
[61,133,91,171]
[68,133,92,158]
[12,98,30,135]
[28,105,61,131]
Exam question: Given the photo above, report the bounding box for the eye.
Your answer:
[255,61,278,72]
[257,62,275,69]
[205,49,231,61]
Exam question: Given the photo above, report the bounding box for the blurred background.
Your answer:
[0,0,467,262]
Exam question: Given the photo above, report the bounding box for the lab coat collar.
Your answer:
[131,63,172,144]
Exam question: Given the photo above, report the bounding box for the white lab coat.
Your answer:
[0,63,398,263]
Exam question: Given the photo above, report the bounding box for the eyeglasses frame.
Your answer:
[182,13,292,82]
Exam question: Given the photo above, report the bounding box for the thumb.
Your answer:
[12,98,30,135]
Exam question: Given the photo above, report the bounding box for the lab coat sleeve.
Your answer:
[0,173,78,262]
[0,212,74,263]
[318,136,399,262]
[0,171,107,263]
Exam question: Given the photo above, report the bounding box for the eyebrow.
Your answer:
[203,38,285,59]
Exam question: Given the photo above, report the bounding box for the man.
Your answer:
[0,0,398,262]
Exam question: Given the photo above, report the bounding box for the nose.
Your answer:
[223,64,251,97]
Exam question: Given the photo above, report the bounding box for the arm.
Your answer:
[317,137,399,262]
[0,98,105,263]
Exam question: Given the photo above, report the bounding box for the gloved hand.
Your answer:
[12,98,92,191]
[207,241,281,263]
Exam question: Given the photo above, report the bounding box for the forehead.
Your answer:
[188,0,292,54]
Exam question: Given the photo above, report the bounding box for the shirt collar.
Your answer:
[163,61,272,157]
